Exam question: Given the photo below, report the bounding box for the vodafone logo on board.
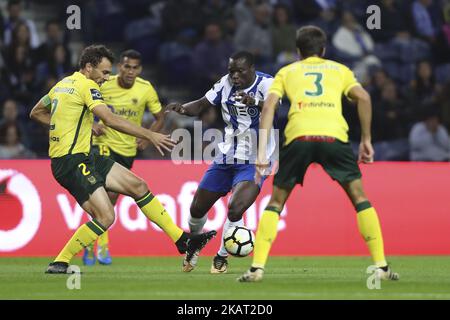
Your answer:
[0,169,42,251]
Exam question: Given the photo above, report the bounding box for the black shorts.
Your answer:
[91,144,135,169]
[274,137,362,189]
[51,153,115,205]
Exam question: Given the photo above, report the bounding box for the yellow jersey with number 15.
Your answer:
[41,71,105,158]
[269,56,361,145]
[93,75,162,157]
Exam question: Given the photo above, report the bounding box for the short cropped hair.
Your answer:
[295,26,327,58]
[120,49,142,63]
[230,51,255,67]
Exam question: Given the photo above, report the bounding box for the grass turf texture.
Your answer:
[1,256,449,300]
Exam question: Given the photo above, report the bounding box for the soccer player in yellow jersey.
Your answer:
[238,26,399,282]
[82,49,165,266]
[30,45,216,274]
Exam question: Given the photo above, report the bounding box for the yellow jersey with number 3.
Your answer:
[93,75,162,157]
[269,56,361,145]
[41,71,105,158]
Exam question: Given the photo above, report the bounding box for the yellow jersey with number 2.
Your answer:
[41,71,105,158]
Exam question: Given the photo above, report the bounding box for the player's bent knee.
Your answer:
[95,214,115,230]
[132,177,149,199]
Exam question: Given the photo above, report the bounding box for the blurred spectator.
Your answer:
[234,0,257,26]
[158,30,195,86]
[373,81,410,142]
[161,0,204,41]
[234,3,273,69]
[202,0,234,26]
[310,7,339,36]
[192,23,234,94]
[0,98,30,147]
[0,123,35,159]
[2,21,38,104]
[412,0,439,43]
[36,20,70,65]
[36,44,72,84]
[367,68,391,102]
[291,0,329,23]
[409,108,450,161]
[0,7,4,46]
[332,11,380,82]
[3,0,40,48]
[271,4,297,67]
[406,60,441,105]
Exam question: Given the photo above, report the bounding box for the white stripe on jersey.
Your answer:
[205,71,276,163]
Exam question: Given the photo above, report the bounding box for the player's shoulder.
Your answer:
[135,76,153,87]
[323,58,352,72]
[255,71,274,79]
[211,74,230,90]
[275,61,302,76]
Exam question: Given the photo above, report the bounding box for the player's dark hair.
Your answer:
[78,44,115,69]
[295,26,327,58]
[230,51,255,67]
[120,49,142,64]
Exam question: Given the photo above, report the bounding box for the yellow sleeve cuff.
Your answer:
[268,90,283,99]
[344,83,361,97]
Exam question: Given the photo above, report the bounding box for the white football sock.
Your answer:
[188,215,207,235]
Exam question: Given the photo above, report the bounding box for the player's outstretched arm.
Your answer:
[165,97,212,117]
[348,86,374,163]
[29,97,51,127]
[93,104,176,156]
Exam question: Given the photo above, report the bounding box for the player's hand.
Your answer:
[358,140,374,163]
[147,131,177,156]
[137,138,150,151]
[92,123,106,136]
[255,157,270,185]
[165,103,186,115]
[235,92,257,106]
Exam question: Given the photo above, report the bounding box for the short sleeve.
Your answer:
[268,69,286,98]
[82,81,105,111]
[205,76,226,106]
[258,77,274,100]
[342,66,361,97]
[145,84,162,114]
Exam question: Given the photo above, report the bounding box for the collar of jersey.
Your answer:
[302,56,325,64]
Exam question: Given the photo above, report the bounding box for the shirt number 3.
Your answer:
[305,72,323,96]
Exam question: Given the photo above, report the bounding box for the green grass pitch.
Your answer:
[1,256,450,300]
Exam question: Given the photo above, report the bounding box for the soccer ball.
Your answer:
[223,226,255,257]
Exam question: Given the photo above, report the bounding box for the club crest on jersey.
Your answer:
[90,89,103,100]
[132,98,138,105]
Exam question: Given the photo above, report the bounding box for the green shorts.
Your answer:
[51,153,115,205]
[274,137,362,189]
[91,144,135,169]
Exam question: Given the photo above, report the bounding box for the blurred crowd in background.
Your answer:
[1,0,450,161]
